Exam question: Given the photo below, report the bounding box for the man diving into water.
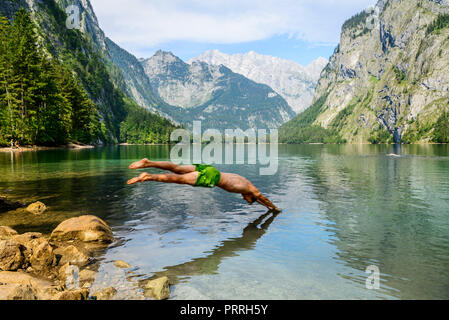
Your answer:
[127,159,281,212]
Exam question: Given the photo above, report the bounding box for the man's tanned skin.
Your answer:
[127,158,281,212]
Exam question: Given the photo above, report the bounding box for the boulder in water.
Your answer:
[92,286,117,300]
[114,260,131,269]
[25,202,47,215]
[0,197,25,214]
[144,276,170,300]
[50,215,113,243]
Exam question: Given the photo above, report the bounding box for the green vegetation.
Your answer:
[279,94,345,144]
[0,9,97,146]
[427,14,449,35]
[402,118,433,143]
[432,110,449,143]
[0,4,178,146]
[119,98,177,144]
[342,10,370,31]
[330,102,357,131]
[393,67,406,83]
[342,10,371,38]
[368,125,393,144]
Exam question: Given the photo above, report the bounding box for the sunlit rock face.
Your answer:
[299,0,449,143]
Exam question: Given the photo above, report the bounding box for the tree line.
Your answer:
[0,8,179,147]
[0,8,98,146]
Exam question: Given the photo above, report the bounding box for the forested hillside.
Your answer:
[0,1,178,146]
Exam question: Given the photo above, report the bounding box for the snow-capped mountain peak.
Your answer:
[189,50,328,113]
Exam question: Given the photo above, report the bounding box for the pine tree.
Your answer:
[0,16,19,144]
[8,8,42,144]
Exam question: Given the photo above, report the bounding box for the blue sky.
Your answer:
[90,0,377,65]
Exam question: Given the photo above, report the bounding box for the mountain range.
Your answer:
[190,50,328,114]
[140,50,296,130]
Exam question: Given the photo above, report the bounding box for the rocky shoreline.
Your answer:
[0,200,170,300]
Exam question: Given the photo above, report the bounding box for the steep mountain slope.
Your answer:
[190,50,328,114]
[280,0,449,144]
[141,51,296,130]
[0,0,178,144]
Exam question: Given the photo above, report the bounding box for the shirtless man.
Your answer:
[127,159,281,212]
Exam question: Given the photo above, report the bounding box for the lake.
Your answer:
[1,144,449,299]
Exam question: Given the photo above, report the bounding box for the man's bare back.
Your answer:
[127,159,280,212]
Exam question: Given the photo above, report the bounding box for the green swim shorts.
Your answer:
[194,164,221,188]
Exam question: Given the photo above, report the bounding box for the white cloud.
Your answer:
[90,0,377,47]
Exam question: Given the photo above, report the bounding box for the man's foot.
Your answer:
[129,158,150,169]
[127,173,149,185]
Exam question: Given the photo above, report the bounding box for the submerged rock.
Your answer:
[51,288,89,300]
[92,286,117,300]
[50,215,113,243]
[25,202,47,215]
[114,260,131,269]
[0,197,25,214]
[144,276,170,300]
[79,269,96,284]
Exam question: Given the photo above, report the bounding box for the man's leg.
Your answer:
[129,158,196,174]
[127,171,198,186]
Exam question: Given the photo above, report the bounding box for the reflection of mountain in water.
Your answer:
[298,144,449,299]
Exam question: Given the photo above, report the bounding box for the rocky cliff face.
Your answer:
[141,51,296,130]
[291,0,449,143]
[191,50,328,114]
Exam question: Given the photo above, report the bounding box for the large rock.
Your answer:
[25,201,47,215]
[0,226,18,240]
[0,271,58,299]
[54,245,90,267]
[50,215,113,243]
[0,239,24,271]
[0,283,38,300]
[144,276,170,300]
[12,233,56,272]
[28,238,56,272]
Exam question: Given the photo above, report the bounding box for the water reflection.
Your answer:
[138,210,280,286]
[294,144,449,299]
[1,145,449,299]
